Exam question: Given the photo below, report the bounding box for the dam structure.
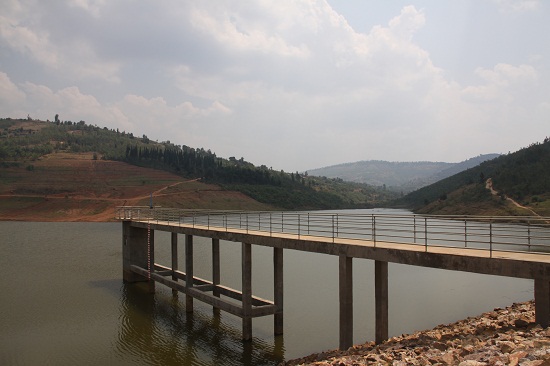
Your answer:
[117,207,550,350]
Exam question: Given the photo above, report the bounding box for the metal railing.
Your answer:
[116,207,550,257]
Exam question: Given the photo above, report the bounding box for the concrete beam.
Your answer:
[375,260,389,344]
[339,255,353,350]
[133,221,550,280]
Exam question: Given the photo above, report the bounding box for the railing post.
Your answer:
[528,221,531,251]
[336,214,339,238]
[424,217,428,252]
[307,213,310,235]
[372,215,376,247]
[490,222,493,258]
[413,215,416,244]
[464,220,468,248]
[270,212,272,236]
[332,215,335,243]
[298,213,301,239]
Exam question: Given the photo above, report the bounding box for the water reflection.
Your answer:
[117,282,284,366]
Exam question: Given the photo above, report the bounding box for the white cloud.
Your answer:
[0,1,548,171]
[490,0,540,12]
[189,3,310,58]
[0,72,25,107]
[388,5,426,40]
[0,1,120,83]
[462,63,538,102]
[67,0,106,18]
[0,15,59,68]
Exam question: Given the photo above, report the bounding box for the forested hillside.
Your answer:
[396,138,550,216]
[0,118,397,210]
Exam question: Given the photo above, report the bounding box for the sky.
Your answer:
[1,0,549,172]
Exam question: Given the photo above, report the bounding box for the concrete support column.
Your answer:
[535,279,550,327]
[375,260,389,344]
[242,242,252,341]
[274,247,284,335]
[147,225,155,293]
[212,239,220,299]
[122,221,150,283]
[339,255,353,350]
[171,232,178,296]
[185,234,194,312]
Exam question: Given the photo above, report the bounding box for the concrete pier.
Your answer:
[274,247,284,335]
[339,255,353,350]
[123,224,282,341]
[120,209,550,350]
[375,260,389,344]
[242,243,253,340]
[171,232,177,296]
[535,279,550,327]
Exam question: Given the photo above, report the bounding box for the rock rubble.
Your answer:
[281,301,550,366]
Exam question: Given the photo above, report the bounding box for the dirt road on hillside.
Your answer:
[485,178,540,216]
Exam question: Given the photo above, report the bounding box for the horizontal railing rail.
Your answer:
[115,207,550,257]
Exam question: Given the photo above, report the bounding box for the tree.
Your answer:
[54,114,59,124]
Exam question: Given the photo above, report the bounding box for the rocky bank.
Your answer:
[281,301,550,366]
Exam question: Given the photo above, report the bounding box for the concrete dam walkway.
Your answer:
[118,207,550,350]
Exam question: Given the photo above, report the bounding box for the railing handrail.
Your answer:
[115,206,550,257]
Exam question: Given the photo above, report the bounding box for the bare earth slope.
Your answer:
[0,152,273,221]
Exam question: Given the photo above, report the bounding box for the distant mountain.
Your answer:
[307,154,500,193]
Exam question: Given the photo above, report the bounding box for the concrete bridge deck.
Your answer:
[119,208,550,350]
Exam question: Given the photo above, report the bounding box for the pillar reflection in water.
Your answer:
[117,282,285,366]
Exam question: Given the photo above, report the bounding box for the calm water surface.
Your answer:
[0,210,534,365]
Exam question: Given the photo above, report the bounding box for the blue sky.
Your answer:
[1,0,548,172]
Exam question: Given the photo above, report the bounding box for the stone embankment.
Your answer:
[282,301,550,366]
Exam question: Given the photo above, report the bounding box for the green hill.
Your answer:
[396,138,550,216]
[0,118,397,211]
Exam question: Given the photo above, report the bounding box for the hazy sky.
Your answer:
[1,1,548,172]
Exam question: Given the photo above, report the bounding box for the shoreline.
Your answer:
[282,300,550,366]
